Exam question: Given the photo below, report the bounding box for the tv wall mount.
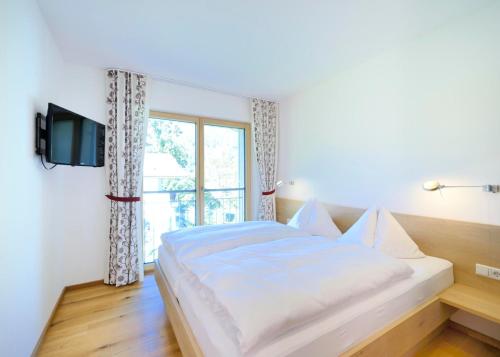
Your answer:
[35,112,56,169]
[35,112,46,155]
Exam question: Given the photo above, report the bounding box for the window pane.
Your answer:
[203,124,246,225]
[204,125,245,189]
[204,189,245,225]
[143,118,196,263]
[144,119,196,191]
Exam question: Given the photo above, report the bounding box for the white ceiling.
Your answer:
[38,0,492,100]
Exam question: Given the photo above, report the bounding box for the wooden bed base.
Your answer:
[154,260,455,357]
[154,261,203,357]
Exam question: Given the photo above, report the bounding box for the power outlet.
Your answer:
[476,264,500,281]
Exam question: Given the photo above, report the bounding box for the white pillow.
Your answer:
[374,208,425,258]
[339,206,378,247]
[287,199,342,239]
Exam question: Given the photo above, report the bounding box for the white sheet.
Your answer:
[158,251,453,357]
[161,221,308,262]
[158,244,184,295]
[184,237,414,354]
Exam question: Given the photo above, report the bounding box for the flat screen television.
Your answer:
[46,103,105,167]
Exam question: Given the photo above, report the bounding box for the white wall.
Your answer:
[278,3,500,226]
[150,80,251,123]
[0,0,66,355]
[52,64,108,286]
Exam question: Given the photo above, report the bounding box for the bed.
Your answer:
[155,221,454,357]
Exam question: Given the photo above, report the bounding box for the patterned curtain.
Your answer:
[105,70,147,286]
[251,98,278,220]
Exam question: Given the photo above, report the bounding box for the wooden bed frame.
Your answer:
[154,261,203,357]
[154,197,500,356]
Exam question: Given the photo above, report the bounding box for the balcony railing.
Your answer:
[142,189,245,263]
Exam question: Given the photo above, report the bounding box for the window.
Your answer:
[142,112,251,263]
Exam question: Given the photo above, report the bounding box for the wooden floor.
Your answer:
[37,273,181,356]
[415,327,500,357]
[38,272,499,357]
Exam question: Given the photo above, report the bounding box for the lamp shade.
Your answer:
[423,180,441,191]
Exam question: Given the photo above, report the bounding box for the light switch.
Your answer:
[476,263,500,281]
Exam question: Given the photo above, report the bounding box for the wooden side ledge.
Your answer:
[341,297,455,356]
[439,283,500,324]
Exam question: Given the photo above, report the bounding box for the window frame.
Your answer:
[147,111,252,226]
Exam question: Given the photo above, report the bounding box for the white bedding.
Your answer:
[183,237,414,354]
[161,221,307,262]
[157,248,453,357]
[158,243,185,295]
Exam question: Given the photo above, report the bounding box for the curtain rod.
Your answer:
[105,67,278,103]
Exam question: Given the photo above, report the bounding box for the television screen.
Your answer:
[46,103,105,167]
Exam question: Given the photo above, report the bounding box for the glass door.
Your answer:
[143,113,250,263]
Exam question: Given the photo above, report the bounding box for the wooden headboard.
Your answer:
[276,197,500,296]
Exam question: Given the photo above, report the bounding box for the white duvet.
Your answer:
[184,236,414,355]
[161,221,307,262]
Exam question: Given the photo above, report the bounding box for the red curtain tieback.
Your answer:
[105,194,141,202]
[262,189,275,196]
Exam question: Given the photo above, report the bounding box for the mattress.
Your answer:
[157,244,453,357]
[158,243,185,296]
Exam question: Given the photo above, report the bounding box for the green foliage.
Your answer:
[146,119,191,169]
[159,176,195,191]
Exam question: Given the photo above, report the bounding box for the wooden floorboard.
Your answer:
[415,327,500,357]
[37,273,181,357]
[37,272,499,357]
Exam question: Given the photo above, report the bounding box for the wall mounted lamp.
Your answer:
[276,180,294,188]
[422,180,499,193]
